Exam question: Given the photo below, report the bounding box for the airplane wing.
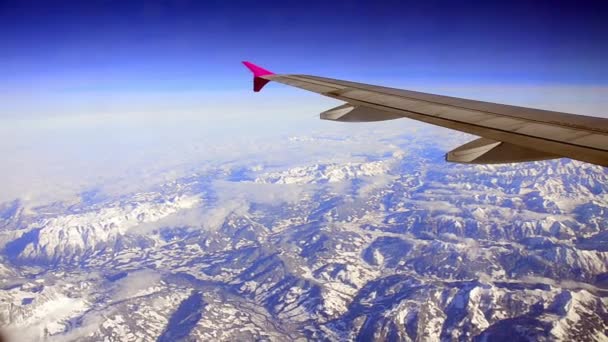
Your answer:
[242,61,608,167]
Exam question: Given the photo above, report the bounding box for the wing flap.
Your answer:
[446,138,558,164]
[320,104,403,122]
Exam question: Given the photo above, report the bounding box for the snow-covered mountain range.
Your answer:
[0,137,607,341]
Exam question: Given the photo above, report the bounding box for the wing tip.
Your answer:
[242,61,274,77]
[242,61,274,92]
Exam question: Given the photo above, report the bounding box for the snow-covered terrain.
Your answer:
[0,132,607,341]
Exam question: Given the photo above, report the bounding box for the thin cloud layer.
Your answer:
[2,84,607,210]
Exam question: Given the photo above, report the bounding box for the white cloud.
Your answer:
[48,309,110,342]
[199,200,250,232]
[356,174,398,198]
[113,269,162,302]
[127,179,314,235]
[520,275,605,293]
[407,199,462,214]
[214,180,311,205]
[3,82,606,212]
[129,204,207,234]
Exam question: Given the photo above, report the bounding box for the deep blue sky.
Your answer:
[1,0,607,94]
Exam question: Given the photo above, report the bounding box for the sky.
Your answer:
[0,0,607,207]
[2,0,607,95]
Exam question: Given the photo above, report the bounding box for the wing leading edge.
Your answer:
[242,61,608,167]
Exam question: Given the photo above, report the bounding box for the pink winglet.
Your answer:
[242,61,274,77]
[242,61,274,92]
